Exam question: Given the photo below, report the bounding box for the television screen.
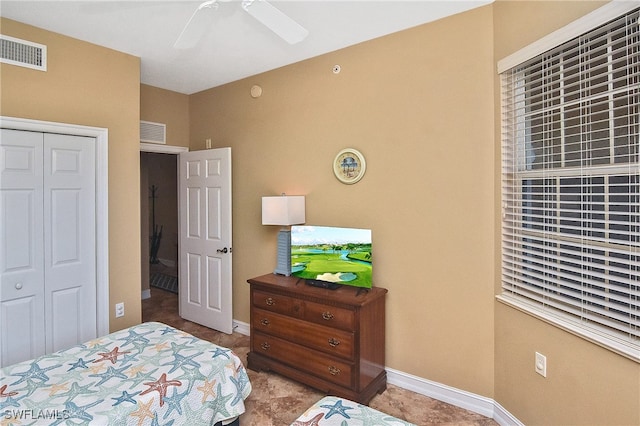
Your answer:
[290,225,372,289]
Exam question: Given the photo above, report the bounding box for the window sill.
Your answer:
[496,294,640,363]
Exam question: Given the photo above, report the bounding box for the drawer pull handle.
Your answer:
[261,342,271,351]
[265,297,275,306]
[328,338,340,347]
[328,366,341,376]
[260,318,270,326]
[322,311,334,320]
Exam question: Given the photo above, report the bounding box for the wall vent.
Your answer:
[0,34,47,71]
[140,121,166,144]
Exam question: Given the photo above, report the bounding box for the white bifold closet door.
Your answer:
[0,129,97,367]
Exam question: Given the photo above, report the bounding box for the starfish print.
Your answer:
[68,357,90,371]
[154,342,169,352]
[52,400,101,425]
[162,351,201,374]
[196,378,217,403]
[127,364,146,376]
[129,398,155,425]
[56,381,98,402]
[160,326,176,335]
[89,363,105,375]
[320,399,354,420]
[203,383,233,419]
[291,412,324,426]
[161,387,189,419]
[118,328,153,348]
[85,338,105,348]
[229,371,251,405]
[140,373,182,407]
[93,346,131,364]
[89,363,131,386]
[10,362,56,385]
[111,389,140,406]
[47,382,69,396]
[210,347,231,359]
[0,384,18,398]
[0,394,20,411]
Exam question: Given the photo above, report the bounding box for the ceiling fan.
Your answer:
[174,0,309,49]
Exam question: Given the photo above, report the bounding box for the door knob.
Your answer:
[217,247,228,253]
[15,282,23,290]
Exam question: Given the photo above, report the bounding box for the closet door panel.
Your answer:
[44,133,97,352]
[0,129,45,367]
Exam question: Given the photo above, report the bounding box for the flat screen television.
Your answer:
[290,225,372,289]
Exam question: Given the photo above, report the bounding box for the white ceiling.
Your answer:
[0,0,492,94]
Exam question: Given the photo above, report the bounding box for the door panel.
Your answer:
[44,133,96,351]
[179,148,232,333]
[0,129,45,366]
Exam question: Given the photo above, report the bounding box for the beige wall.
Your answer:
[189,6,497,398]
[0,18,142,331]
[492,1,640,425]
[140,84,190,148]
[5,2,639,424]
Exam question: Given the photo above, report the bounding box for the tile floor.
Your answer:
[142,287,498,426]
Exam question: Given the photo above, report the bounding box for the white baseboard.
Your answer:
[141,289,151,300]
[385,368,523,426]
[158,258,176,268]
[233,319,250,336]
[234,319,522,425]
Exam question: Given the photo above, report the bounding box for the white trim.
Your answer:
[497,295,639,363]
[141,289,151,300]
[385,367,524,426]
[0,116,109,337]
[140,142,188,154]
[497,1,639,73]
[232,319,250,336]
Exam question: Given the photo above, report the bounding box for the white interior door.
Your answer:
[0,129,46,366]
[44,133,96,352]
[0,129,97,367]
[179,148,233,333]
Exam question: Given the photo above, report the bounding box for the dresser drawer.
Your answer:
[253,308,354,359]
[252,331,353,389]
[304,300,355,331]
[252,290,303,318]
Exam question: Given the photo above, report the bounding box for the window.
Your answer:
[499,5,640,360]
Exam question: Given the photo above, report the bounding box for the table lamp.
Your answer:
[262,195,305,276]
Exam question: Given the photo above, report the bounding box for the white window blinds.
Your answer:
[500,6,640,359]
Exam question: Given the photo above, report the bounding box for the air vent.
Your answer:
[0,34,47,71]
[140,121,166,144]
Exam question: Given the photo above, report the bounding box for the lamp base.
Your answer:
[273,228,292,276]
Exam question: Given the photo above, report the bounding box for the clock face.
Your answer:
[333,148,366,184]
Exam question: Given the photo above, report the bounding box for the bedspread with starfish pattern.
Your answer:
[0,322,251,425]
[291,396,415,426]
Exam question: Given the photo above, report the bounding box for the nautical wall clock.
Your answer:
[333,148,366,184]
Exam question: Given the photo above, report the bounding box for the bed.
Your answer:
[0,321,251,425]
[291,396,415,426]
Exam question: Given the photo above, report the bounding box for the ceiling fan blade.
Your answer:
[241,0,308,45]
[174,0,219,49]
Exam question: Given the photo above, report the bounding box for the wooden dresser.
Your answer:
[247,273,387,404]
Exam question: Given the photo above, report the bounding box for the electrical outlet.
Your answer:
[115,302,125,318]
[535,352,547,377]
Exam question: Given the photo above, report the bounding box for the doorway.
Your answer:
[140,144,186,302]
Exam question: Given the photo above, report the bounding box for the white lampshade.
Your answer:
[262,195,305,226]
